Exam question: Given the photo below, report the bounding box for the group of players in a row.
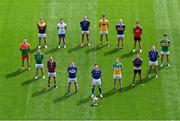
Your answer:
[19,15,171,98]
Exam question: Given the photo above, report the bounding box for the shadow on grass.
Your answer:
[76,96,91,106]
[53,92,75,103]
[86,45,106,54]
[68,44,85,53]
[6,69,28,79]
[103,48,122,56]
[30,47,38,54]
[45,47,58,55]
[120,50,136,59]
[21,78,39,86]
[32,87,54,97]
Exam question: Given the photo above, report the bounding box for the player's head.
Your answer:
[70,61,75,66]
[23,38,27,43]
[163,34,168,39]
[136,21,140,26]
[49,56,53,61]
[152,45,156,51]
[115,57,120,63]
[60,18,63,23]
[136,53,140,58]
[37,49,41,53]
[119,19,123,24]
[40,18,44,23]
[94,64,99,69]
[83,16,87,20]
[102,15,106,20]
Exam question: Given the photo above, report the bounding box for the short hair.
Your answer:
[163,34,168,37]
[60,18,63,20]
[102,15,106,17]
[136,21,139,24]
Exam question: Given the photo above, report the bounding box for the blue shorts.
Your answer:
[58,34,65,39]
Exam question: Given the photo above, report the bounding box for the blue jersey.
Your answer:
[149,50,158,62]
[67,66,77,78]
[80,20,90,31]
[92,69,101,79]
[116,24,125,35]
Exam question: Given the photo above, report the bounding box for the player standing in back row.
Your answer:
[160,34,171,67]
[99,15,109,47]
[80,16,90,47]
[115,19,125,48]
[133,22,142,53]
[37,18,47,48]
[57,18,67,48]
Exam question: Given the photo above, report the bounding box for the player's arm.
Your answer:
[44,24,47,31]
[88,21,90,27]
[99,21,101,28]
[123,25,126,31]
[107,21,109,28]
[65,24,67,30]
[54,61,56,68]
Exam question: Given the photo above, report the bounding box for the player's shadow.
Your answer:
[30,47,38,54]
[102,89,116,98]
[76,96,90,106]
[5,69,27,79]
[86,45,106,54]
[68,44,84,53]
[21,78,39,86]
[45,47,58,55]
[32,87,53,97]
[53,92,75,103]
[103,48,122,56]
[120,51,135,59]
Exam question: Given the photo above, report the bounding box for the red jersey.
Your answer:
[133,26,142,38]
[47,60,56,72]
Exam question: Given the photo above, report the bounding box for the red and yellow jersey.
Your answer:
[37,22,47,33]
[99,19,109,31]
[19,42,30,55]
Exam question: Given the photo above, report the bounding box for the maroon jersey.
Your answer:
[47,60,56,73]
[133,26,142,38]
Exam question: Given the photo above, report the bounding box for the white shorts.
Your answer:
[100,30,108,35]
[117,34,124,39]
[161,51,170,55]
[68,78,77,83]
[38,33,46,38]
[81,31,89,35]
[149,61,158,66]
[48,72,56,77]
[35,64,44,69]
[113,74,122,80]
[92,78,101,86]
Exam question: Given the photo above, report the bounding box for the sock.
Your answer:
[98,85,102,94]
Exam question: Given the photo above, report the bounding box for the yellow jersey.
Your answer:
[99,19,109,31]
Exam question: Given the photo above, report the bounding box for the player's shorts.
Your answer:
[113,74,122,80]
[92,78,101,86]
[68,78,77,83]
[134,69,142,74]
[35,64,44,69]
[134,37,141,41]
[117,34,124,39]
[149,61,158,66]
[161,51,170,55]
[21,55,29,60]
[100,30,108,35]
[48,72,56,77]
[58,34,66,39]
[81,31,89,35]
[38,33,46,38]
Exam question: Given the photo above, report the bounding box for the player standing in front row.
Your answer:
[148,45,159,78]
[112,58,123,92]
[99,15,109,47]
[67,61,78,95]
[91,64,103,98]
[19,38,31,71]
[37,18,47,48]
[132,53,143,86]
[160,34,171,67]
[115,19,125,48]
[80,16,90,47]
[47,56,57,89]
[57,18,67,48]
[34,49,45,79]
[133,22,142,53]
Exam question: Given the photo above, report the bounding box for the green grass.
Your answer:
[0,0,180,119]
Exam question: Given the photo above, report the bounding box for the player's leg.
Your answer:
[26,56,30,71]
[58,35,61,48]
[21,56,25,71]
[74,82,78,94]
[48,76,51,88]
[105,33,109,46]
[133,40,137,52]
[100,34,103,47]
[81,33,85,47]
[119,79,122,92]
[149,65,152,78]
[43,34,47,48]
[138,40,142,52]
[91,85,95,97]
[86,33,90,46]
[98,85,103,98]
[121,38,124,48]
[38,35,42,48]
[62,35,66,48]
[155,65,158,78]
[113,79,116,91]
[132,71,137,85]
[166,54,170,67]
[117,37,120,48]
[41,67,45,78]
[35,67,38,79]
[161,52,164,67]
[53,76,57,88]
[139,70,143,84]
[68,82,71,95]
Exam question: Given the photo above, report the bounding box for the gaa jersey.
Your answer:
[37,22,47,34]
[47,60,56,73]
[113,63,123,75]
[149,50,159,62]
[67,66,77,78]
[34,52,43,64]
[116,24,125,35]
[133,58,143,70]
[57,22,67,34]
[133,26,142,38]
[92,68,101,79]
[161,39,170,52]
[80,20,90,31]
[19,43,30,55]
[99,19,109,31]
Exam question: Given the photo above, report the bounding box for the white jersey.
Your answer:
[57,23,67,34]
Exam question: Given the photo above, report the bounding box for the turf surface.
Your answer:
[0,0,180,119]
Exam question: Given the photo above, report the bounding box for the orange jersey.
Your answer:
[99,19,109,31]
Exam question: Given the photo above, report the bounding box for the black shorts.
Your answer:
[134,69,142,74]
[134,37,141,41]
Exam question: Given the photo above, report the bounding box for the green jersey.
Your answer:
[161,39,170,52]
[113,63,123,75]
[34,52,43,64]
